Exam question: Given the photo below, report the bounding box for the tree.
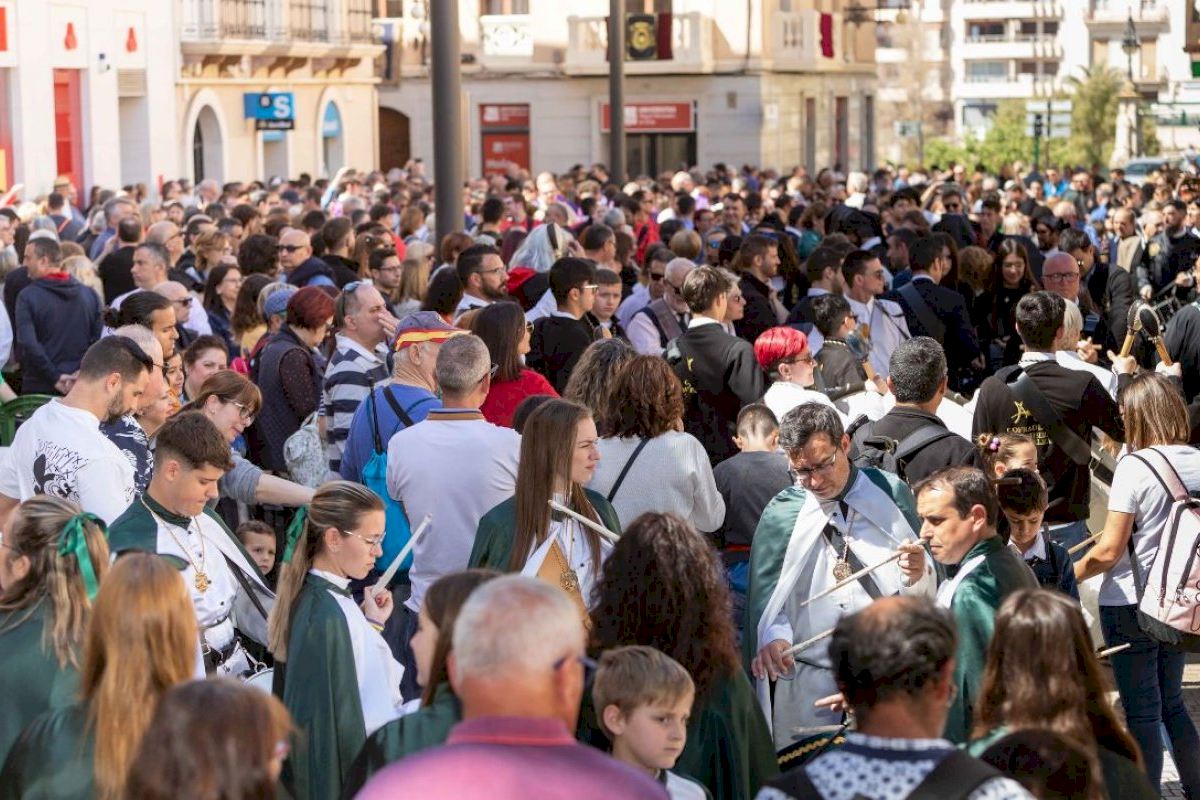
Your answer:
[923,100,1030,174]
[1063,66,1124,168]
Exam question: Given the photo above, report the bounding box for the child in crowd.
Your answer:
[590,268,625,339]
[237,519,277,577]
[712,404,792,638]
[995,468,1078,600]
[593,645,710,800]
[977,431,1038,479]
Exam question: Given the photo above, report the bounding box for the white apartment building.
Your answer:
[376,0,880,178]
[875,0,953,164]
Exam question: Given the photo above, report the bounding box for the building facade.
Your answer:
[0,0,178,200]
[178,0,382,187]
[874,0,953,165]
[376,0,879,178]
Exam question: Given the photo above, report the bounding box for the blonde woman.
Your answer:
[0,553,197,800]
[61,255,104,305]
[396,240,435,316]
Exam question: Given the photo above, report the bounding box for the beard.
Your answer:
[482,283,509,301]
[104,393,130,424]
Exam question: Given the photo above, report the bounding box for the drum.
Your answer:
[243,667,275,693]
[777,724,850,771]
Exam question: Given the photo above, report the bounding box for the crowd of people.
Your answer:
[0,155,1199,799]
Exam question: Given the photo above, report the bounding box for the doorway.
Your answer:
[379,107,411,171]
[192,105,224,183]
[624,132,696,178]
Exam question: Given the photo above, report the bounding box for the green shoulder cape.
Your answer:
[0,703,94,800]
[339,682,461,799]
[740,470,920,671]
[469,489,621,572]
[279,573,367,800]
[107,492,258,568]
[0,604,79,767]
[943,536,1037,743]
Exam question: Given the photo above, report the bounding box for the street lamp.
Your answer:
[1122,12,1139,83]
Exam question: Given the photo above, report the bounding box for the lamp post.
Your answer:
[1121,11,1142,158]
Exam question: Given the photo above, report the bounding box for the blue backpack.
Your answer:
[361,388,430,578]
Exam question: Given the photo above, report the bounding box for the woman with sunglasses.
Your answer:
[268,481,408,800]
[0,497,109,766]
[469,302,558,427]
[181,371,313,510]
[754,326,838,425]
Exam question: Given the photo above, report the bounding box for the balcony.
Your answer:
[962,34,1062,60]
[1086,0,1169,35]
[961,1,1062,19]
[956,71,1057,99]
[771,11,815,70]
[479,14,533,62]
[564,11,714,75]
[181,0,380,53]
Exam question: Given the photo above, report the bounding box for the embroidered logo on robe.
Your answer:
[1011,401,1033,425]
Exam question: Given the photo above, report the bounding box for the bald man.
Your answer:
[278,228,335,288]
[627,257,695,357]
[145,221,184,268]
[154,280,199,351]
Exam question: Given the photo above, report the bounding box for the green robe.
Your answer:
[579,671,777,800]
[340,682,461,799]
[469,489,621,571]
[279,573,369,800]
[0,604,79,766]
[0,703,94,800]
[942,536,1037,743]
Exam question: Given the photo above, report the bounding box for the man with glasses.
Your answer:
[323,281,397,475]
[454,244,507,320]
[842,249,909,379]
[616,243,671,331]
[357,576,665,799]
[368,249,404,316]
[744,401,933,749]
[527,257,598,393]
[1060,229,1134,361]
[627,256,694,357]
[153,280,200,352]
[279,228,336,288]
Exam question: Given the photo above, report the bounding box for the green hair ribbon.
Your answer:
[59,512,104,601]
[282,506,309,564]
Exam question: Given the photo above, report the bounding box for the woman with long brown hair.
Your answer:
[0,553,197,800]
[975,238,1039,371]
[123,679,293,800]
[586,512,777,800]
[470,399,618,621]
[268,481,407,800]
[0,497,109,765]
[969,588,1156,799]
[1075,373,1200,795]
[343,569,500,795]
[470,301,557,427]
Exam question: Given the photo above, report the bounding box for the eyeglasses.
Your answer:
[581,283,599,292]
[172,296,194,308]
[943,202,962,211]
[489,363,499,378]
[227,400,255,423]
[553,653,599,685]
[1075,258,1088,270]
[789,450,840,481]
[479,266,507,276]
[707,239,724,248]
[343,529,385,548]
[648,272,666,282]
[783,354,814,365]
[277,244,306,253]
[1041,271,1079,283]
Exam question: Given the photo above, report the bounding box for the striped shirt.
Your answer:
[323,334,390,473]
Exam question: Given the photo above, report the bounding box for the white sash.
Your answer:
[936,554,986,608]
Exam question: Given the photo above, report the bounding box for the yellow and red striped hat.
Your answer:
[392,311,465,351]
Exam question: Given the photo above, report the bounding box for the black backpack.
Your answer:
[848,415,958,482]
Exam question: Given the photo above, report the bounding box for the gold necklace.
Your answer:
[553,520,580,593]
[141,497,211,593]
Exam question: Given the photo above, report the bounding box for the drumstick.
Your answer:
[798,552,903,609]
[783,626,835,657]
[1118,332,1136,357]
[1067,530,1104,556]
[1097,642,1132,658]
[372,513,432,594]
[1153,338,1174,367]
[549,499,620,543]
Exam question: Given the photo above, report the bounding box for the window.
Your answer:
[965,61,1007,82]
[481,0,529,13]
[347,0,372,41]
[967,21,1005,42]
[1042,21,1058,35]
[1018,60,1037,75]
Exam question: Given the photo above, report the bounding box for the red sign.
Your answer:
[601,102,694,133]
[480,104,530,175]
[480,104,529,130]
[0,8,7,53]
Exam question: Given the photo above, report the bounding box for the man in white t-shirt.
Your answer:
[0,335,154,527]
[386,334,520,693]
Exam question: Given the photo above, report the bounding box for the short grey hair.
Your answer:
[435,334,491,394]
[112,324,163,364]
[1060,299,1083,341]
[779,402,844,453]
[452,575,585,679]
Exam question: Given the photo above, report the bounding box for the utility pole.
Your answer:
[431,0,463,240]
[608,0,625,183]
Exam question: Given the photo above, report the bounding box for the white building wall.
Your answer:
[0,0,178,198]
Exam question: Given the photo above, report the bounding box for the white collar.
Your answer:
[1009,533,1048,562]
[335,333,386,364]
[310,568,350,590]
[688,315,723,329]
[550,309,579,320]
[1019,350,1055,365]
[807,287,831,297]
[911,274,935,283]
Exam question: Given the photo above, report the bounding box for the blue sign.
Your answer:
[322,103,342,138]
[243,92,295,130]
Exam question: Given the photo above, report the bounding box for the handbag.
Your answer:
[283,410,326,488]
